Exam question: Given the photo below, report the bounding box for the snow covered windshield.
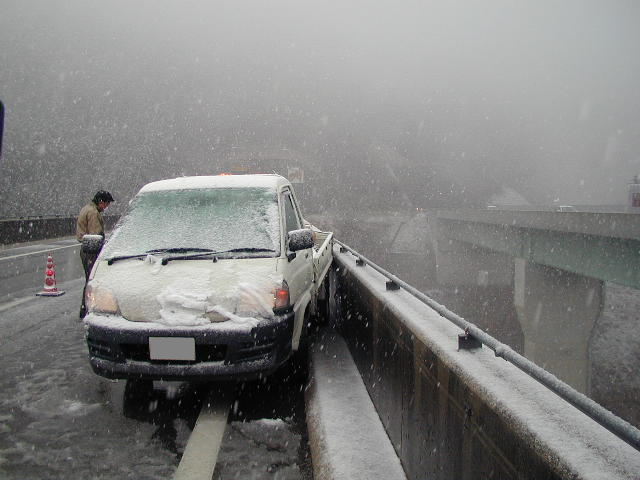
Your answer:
[102,187,281,258]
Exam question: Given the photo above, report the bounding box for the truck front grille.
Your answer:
[87,338,118,361]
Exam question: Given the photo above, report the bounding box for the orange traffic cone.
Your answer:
[35,253,65,297]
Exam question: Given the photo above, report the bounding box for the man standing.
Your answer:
[77,190,114,318]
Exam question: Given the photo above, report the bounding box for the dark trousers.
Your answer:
[79,250,98,317]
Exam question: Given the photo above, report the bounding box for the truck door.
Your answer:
[282,189,313,308]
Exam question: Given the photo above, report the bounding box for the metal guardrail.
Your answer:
[334,239,640,452]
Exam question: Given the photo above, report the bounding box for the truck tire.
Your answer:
[314,277,330,325]
[288,308,312,378]
[123,379,154,420]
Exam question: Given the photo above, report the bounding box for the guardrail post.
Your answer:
[386,280,400,291]
[458,328,482,350]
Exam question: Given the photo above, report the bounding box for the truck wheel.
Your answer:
[123,379,154,420]
[315,278,330,325]
[328,268,343,331]
[296,309,316,356]
[288,308,312,378]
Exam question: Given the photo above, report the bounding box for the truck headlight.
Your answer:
[273,281,290,314]
[234,279,290,317]
[85,284,120,315]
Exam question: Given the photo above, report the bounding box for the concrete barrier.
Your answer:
[0,215,119,245]
[332,245,640,480]
[306,331,407,480]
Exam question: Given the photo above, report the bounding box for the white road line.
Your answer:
[0,296,37,312]
[173,386,233,480]
[0,243,79,261]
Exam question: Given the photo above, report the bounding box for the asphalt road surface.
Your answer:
[0,278,311,480]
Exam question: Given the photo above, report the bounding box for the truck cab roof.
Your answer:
[138,174,291,194]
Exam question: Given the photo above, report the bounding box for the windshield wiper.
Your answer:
[109,248,275,265]
[107,253,148,265]
[223,247,276,254]
[147,247,216,254]
[107,248,216,265]
[161,247,276,265]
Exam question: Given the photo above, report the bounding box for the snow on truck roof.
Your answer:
[138,174,290,193]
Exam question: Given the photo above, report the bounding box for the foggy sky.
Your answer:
[1,0,639,217]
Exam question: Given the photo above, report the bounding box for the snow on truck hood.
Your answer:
[90,256,282,327]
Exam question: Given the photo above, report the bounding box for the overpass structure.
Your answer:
[1,216,640,479]
[435,210,640,289]
[434,210,640,395]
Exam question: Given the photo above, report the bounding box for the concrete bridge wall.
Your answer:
[332,246,640,480]
[1,215,119,245]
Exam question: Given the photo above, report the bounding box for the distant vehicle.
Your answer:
[555,205,577,212]
[83,174,333,381]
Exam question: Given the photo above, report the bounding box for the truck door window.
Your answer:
[283,192,301,233]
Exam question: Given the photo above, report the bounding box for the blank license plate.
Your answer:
[149,337,195,361]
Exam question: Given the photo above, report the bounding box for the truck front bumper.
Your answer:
[84,311,294,381]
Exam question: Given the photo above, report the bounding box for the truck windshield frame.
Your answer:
[101,187,281,258]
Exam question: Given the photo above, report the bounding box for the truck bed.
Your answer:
[311,229,333,285]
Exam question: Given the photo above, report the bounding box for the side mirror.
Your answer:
[288,228,314,252]
[81,234,104,254]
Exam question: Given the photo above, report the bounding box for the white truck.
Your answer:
[83,174,333,381]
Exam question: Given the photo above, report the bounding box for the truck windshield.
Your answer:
[102,187,280,258]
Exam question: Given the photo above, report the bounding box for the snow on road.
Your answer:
[0,277,312,480]
[0,279,185,479]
